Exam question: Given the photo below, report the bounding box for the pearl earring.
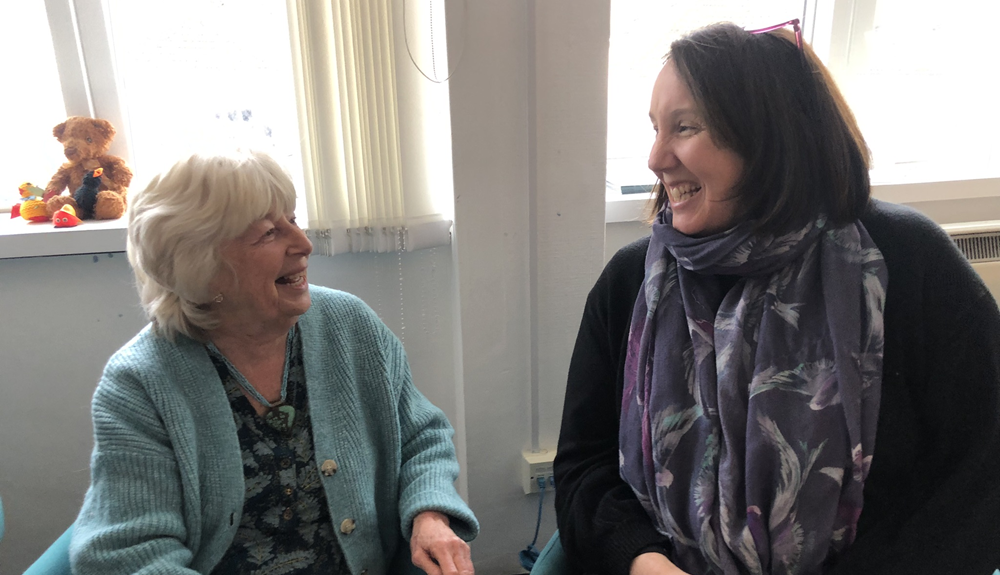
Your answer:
[213,293,224,303]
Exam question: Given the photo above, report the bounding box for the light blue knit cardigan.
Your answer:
[70,286,478,575]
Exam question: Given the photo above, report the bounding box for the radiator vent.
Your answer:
[942,222,1000,263]
[952,234,1000,262]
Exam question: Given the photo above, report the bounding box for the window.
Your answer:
[607,0,804,201]
[2,0,452,259]
[104,0,305,195]
[0,2,68,211]
[830,0,1000,184]
[1,0,303,215]
[607,0,1000,218]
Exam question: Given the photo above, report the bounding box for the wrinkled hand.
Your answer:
[410,511,474,575]
[630,551,691,575]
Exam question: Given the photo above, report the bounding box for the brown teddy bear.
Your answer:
[43,116,133,220]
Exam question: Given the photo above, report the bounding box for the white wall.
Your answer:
[446,0,609,571]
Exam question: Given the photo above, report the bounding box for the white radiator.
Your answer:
[942,221,1000,302]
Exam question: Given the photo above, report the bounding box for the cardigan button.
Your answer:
[340,518,356,534]
[321,459,339,476]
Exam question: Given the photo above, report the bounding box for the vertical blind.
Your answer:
[287,0,415,255]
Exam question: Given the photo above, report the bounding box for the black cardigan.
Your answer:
[554,200,1000,575]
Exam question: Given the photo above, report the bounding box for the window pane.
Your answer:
[0,3,67,211]
[106,0,304,194]
[842,0,1000,183]
[607,1,803,191]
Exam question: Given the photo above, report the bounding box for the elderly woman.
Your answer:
[70,150,478,575]
[554,22,1000,575]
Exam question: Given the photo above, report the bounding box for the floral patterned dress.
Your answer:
[209,328,351,575]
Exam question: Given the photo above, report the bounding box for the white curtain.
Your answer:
[287,0,449,255]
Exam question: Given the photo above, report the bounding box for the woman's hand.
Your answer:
[630,551,691,575]
[410,511,474,575]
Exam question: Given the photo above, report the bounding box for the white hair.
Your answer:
[127,150,297,341]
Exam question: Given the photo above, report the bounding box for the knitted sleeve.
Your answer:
[377,323,480,543]
[70,361,200,575]
[554,239,673,575]
[830,204,1000,573]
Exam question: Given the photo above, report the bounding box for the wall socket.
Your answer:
[521,448,556,494]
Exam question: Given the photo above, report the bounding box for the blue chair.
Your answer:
[530,529,570,575]
[23,522,74,575]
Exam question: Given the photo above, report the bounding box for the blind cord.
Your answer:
[403,0,466,83]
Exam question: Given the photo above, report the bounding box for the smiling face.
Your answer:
[211,212,313,338]
[648,61,746,237]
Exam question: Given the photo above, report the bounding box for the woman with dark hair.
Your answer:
[554,22,1000,575]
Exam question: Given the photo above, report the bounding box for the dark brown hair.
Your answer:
[648,23,871,233]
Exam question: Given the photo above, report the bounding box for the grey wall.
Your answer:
[446,0,609,571]
[0,254,146,575]
[0,248,462,574]
[606,220,650,262]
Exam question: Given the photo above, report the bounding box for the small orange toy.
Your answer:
[52,205,82,228]
[14,182,49,221]
[19,199,49,222]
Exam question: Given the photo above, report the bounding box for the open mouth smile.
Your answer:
[667,183,702,203]
[275,273,306,287]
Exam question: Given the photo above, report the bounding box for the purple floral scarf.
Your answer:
[620,207,888,574]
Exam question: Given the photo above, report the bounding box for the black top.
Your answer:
[554,200,1000,575]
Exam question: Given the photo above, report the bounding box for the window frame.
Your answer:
[0,0,130,259]
[45,0,132,163]
[2,0,456,260]
[1,0,302,259]
[604,0,1000,223]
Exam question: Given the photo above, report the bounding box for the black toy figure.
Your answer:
[73,168,103,219]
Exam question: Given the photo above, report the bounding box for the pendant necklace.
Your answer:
[208,326,298,434]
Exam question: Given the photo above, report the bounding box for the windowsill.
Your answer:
[0,216,128,259]
[605,192,650,223]
[869,177,1000,204]
[3,178,998,257]
[605,177,1000,224]
[0,216,454,259]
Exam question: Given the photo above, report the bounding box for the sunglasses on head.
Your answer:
[746,18,803,50]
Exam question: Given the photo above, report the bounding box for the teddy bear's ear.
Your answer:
[53,122,67,139]
[92,119,116,140]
